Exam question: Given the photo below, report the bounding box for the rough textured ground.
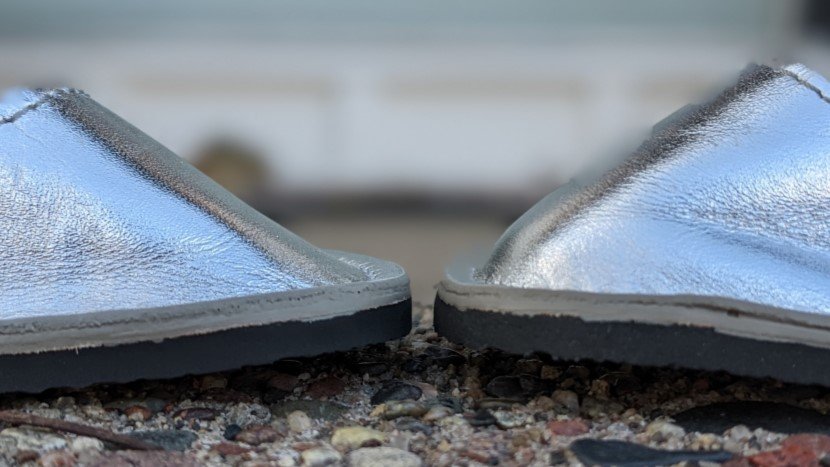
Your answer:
[1,303,830,466]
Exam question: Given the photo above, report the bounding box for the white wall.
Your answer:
[0,0,813,194]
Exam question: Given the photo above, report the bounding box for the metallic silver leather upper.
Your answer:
[0,88,370,318]
[479,64,830,314]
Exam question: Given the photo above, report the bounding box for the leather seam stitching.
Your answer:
[0,88,86,125]
[781,69,830,105]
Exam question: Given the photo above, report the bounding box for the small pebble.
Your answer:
[395,419,433,435]
[725,424,753,443]
[646,420,686,442]
[371,381,422,405]
[412,382,438,399]
[467,409,497,427]
[382,401,428,420]
[547,418,590,436]
[223,424,243,441]
[275,453,297,467]
[493,410,530,429]
[54,397,76,410]
[301,446,342,466]
[331,427,386,450]
[533,395,556,411]
[287,410,313,433]
[69,436,104,453]
[348,446,423,467]
[226,403,272,427]
[125,405,152,421]
[235,425,280,445]
[422,405,453,422]
[580,396,623,418]
[551,390,580,414]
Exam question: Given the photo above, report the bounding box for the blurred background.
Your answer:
[2,0,828,303]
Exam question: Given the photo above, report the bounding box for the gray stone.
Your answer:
[646,420,686,442]
[331,426,386,450]
[383,401,428,420]
[129,430,198,451]
[371,381,422,405]
[422,405,453,422]
[551,390,580,414]
[226,402,272,427]
[347,447,422,467]
[493,410,531,429]
[287,410,313,433]
[301,446,342,466]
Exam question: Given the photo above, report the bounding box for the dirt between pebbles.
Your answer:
[0,303,829,466]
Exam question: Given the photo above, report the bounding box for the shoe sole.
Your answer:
[0,251,410,393]
[1,299,410,393]
[434,251,830,386]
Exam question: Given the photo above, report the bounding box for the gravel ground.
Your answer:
[1,303,829,466]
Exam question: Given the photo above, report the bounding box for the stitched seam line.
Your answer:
[0,88,86,125]
[781,69,830,105]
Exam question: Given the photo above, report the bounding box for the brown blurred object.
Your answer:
[192,138,269,201]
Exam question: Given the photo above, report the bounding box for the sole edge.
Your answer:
[434,295,830,386]
[0,299,411,394]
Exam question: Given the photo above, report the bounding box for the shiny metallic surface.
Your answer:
[0,88,373,319]
[479,64,830,314]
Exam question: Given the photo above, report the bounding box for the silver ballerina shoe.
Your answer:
[435,63,830,385]
[0,88,410,392]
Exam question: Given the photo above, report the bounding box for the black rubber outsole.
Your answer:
[434,296,830,386]
[0,299,411,394]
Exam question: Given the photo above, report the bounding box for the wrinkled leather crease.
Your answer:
[0,89,369,318]
[479,64,830,314]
